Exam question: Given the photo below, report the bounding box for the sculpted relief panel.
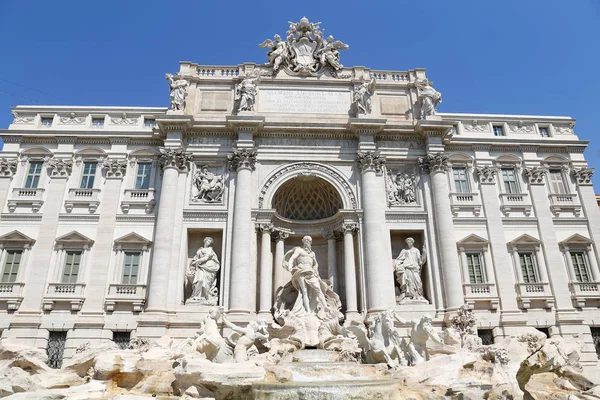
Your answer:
[385,168,418,206]
[191,165,226,204]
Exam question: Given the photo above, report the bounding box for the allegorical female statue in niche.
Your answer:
[186,237,220,305]
[394,237,427,304]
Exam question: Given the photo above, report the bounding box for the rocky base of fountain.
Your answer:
[1,326,599,400]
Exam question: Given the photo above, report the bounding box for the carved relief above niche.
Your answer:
[385,167,418,207]
[191,164,227,204]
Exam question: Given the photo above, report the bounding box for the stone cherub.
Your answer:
[394,238,427,304]
[316,35,348,71]
[165,74,189,111]
[258,34,290,73]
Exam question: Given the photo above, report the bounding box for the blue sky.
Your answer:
[1,1,599,188]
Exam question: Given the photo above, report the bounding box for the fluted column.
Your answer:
[325,230,339,293]
[342,222,359,316]
[257,223,274,317]
[572,167,600,281]
[419,153,463,310]
[146,148,192,312]
[272,230,289,301]
[227,149,257,314]
[356,151,396,312]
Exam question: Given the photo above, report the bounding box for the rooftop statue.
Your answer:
[259,17,348,77]
[416,79,442,119]
[165,73,189,111]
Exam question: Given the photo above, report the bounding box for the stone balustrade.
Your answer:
[548,193,581,217]
[499,193,532,217]
[449,192,481,216]
[120,189,156,214]
[43,283,86,311]
[515,282,554,310]
[569,281,600,308]
[463,283,499,310]
[105,284,147,312]
[64,188,101,213]
[0,282,25,311]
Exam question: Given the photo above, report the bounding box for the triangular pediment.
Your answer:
[114,232,152,246]
[457,234,489,247]
[0,230,36,246]
[55,231,94,245]
[508,234,540,246]
[559,233,592,246]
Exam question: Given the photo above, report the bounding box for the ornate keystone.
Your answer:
[356,151,385,173]
[227,149,257,171]
[418,153,449,174]
[0,158,18,178]
[524,167,547,185]
[475,166,498,184]
[102,159,128,179]
[46,158,73,178]
[158,147,193,172]
[571,167,594,186]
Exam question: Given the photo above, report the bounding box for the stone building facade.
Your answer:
[1,19,599,366]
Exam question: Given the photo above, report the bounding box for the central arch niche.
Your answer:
[272,176,343,221]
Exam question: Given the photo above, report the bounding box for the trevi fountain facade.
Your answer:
[0,17,599,399]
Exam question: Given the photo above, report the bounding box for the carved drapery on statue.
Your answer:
[185,237,221,305]
[259,17,348,77]
[352,77,376,116]
[416,79,442,119]
[235,72,260,112]
[165,73,189,111]
[192,165,225,203]
[393,238,427,304]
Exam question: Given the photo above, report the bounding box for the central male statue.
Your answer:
[274,235,342,320]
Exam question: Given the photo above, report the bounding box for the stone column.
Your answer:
[524,166,574,311]
[475,165,519,311]
[0,158,17,210]
[572,167,600,280]
[145,148,192,312]
[227,149,257,314]
[20,158,72,312]
[418,153,464,310]
[325,230,339,293]
[272,230,289,301]
[257,223,274,317]
[356,151,396,312]
[342,222,359,316]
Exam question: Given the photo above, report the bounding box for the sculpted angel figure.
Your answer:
[165,74,189,111]
[258,34,290,73]
[235,72,259,112]
[316,35,348,71]
[194,166,224,203]
[394,238,427,303]
[187,237,220,304]
[353,77,376,115]
[416,79,442,119]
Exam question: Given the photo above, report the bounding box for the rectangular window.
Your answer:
[501,168,519,194]
[62,251,81,284]
[41,117,53,127]
[91,117,104,127]
[1,250,23,283]
[571,252,591,283]
[539,127,550,137]
[113,331,131,350]
[452,167,469,193]
[519,252,539,283]
[25,161,44,189]
[122,252,140,284]
[548,169,567,194]
[493,125,505,136]
[478,329,494,345]
[47,331,67,369]
[135,163,152,190]
[466,253,485,284]
[79,162,97,189]
[143,118,156,128]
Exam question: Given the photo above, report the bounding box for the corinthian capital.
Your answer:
[256,223,274,233]
[158,147,193,172]
[0,158,18,178]
[571,167,594,186]
[102,158,128,179]
[227,148,257,171]
[356,151,385,173]
[418,153,449,174]
[475,166,498,184]
[46,158,73,178]
[524,166,547,185]
[342,222,358,234]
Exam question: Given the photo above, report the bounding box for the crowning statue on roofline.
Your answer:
[259,17,348,77]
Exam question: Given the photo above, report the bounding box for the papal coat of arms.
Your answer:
[259,17,348,77]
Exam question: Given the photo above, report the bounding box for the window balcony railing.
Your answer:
[499,193,532,217]
[0,282,25,311]
[450,192,481,217]
[64,188,101,213]
[549,193,581,217]
[121,189,156,214]
[7,188,45,213]
[43,282,86,311]
[105,283,147,312]
[569,281,600,308]
[463,283,499,310]
[516,282,554,309]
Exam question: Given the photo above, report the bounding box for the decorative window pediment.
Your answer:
[457,234,489,249]
[114,232,152,249]
[55,231,94,247]
[559,234,592,248]
[508,234,541,248]
[0,230,36,248]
